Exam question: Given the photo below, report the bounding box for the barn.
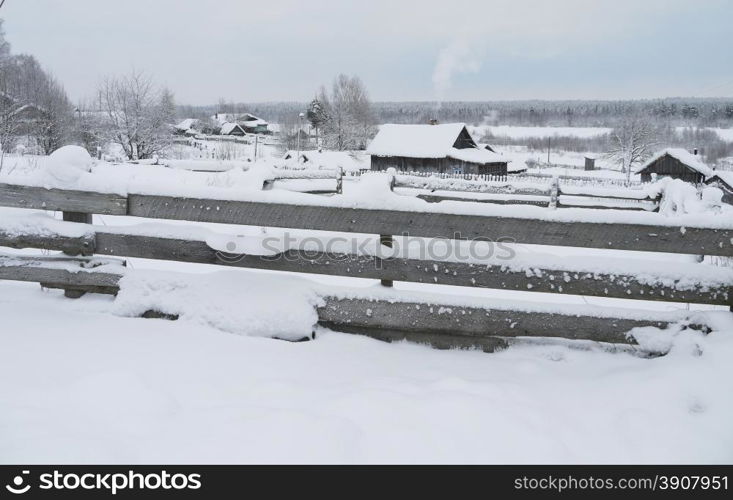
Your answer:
[636,148,712,184]
[704,171,733,205]
[367,123,508,175]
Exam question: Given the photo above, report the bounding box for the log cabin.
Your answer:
[704,171,733,205]
[636,148,712,184]
[367,123,508,175]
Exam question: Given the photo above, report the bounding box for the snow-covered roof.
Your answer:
[447,147,505,164]
[220,122,245,135]
[242,118,268,128]
[637,148,713,177]
[706,171,733,189]
[367,123,506,164]
[175,118,198,131]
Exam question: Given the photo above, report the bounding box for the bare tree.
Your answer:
[0,28,73,155]
[97,71,174,160]
[606,115,659,184]
[319,74,374,151]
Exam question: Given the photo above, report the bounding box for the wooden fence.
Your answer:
[0,181,731,354]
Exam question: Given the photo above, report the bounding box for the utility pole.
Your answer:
[547,137,551,166]
[296,112,304,163]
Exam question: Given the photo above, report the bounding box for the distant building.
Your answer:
[212,112,269,134]
[219,122,246,136]
[367,123,508,175]
[174,118,199,135]
[636,148,712,184]
[704,171,733,205]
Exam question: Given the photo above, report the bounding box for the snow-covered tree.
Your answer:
[306,96,328,147]
[607,115,659,184]
[319,74,375,151]
[97,71,174,160]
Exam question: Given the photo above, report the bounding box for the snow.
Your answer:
[44,145,94,185]
[175,118,197,132]
[637,148,714,177]
[220,122,245,135]
[707,170,733,189]
[4,158,733,230]
[447,146,506,164]
[296,150,366,172]
[1,280,732,463]
[368,123,504,164]
[468,125,612,139]
[113,270,321,341]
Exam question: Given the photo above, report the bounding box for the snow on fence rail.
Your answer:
[394,175,660,211]
[0,181,731,353]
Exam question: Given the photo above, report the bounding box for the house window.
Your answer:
[452,166,463,174]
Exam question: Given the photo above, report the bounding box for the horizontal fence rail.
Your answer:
[1,227,728,306]
[0,180,731,353]
[0,254,697,353]
[0,182,731,256]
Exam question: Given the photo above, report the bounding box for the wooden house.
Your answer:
[219,122,246,136]
[704,171,733,205]
[367,123,508,175]
[636,148,712,184]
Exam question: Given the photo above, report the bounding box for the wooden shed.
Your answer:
[636,148,711,184]
[704,171,733,205]
[367,123,508,175]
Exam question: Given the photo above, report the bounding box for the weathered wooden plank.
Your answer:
[93,233,732,305]
[317,297,674,345]
[0,230,95,254]
[0,257,704,352]
[417,194,549,206]
[0,257,122,292]
[127,194,733,256]
[0,183,127,215]
[326,325,508,352]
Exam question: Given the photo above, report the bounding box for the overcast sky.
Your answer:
[2,0,732,105]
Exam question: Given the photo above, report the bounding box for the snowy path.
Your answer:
[1,281,732,464]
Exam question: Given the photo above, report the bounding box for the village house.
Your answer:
[174,118,200,136]
[636,148,712,184]
[704,171,733,205]
[219,122,247,136]
[367,123,508,175]
[213,112,269,134]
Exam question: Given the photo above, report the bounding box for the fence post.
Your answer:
[549,177,559,209]
[336,167,343,194]
[60,211,94,298]
[378,169,397,287]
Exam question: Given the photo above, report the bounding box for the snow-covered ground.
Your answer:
[1,280,732,464]
[467,125,612,139]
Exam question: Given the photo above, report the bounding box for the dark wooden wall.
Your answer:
[639,154,705,184]
[371,156,507,176]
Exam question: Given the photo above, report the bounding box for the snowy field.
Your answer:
[468,125,612,139]
[2,280,732,464]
